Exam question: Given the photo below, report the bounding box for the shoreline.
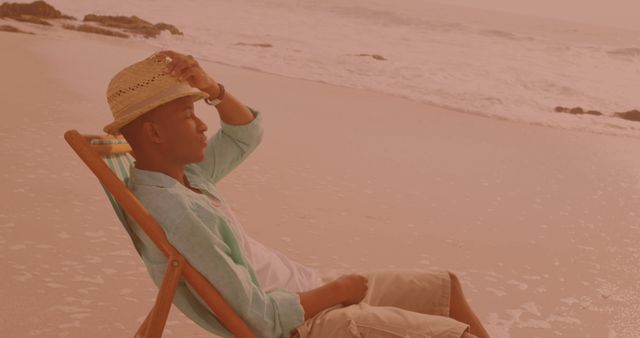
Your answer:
[186,50,640,142]
[3,15,640,141]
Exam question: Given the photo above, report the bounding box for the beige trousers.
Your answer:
[293,269,471,338]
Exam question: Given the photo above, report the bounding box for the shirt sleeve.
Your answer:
[164,208,305,338]
[195,105,264,185]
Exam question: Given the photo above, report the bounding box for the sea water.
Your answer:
[49,0,640,137]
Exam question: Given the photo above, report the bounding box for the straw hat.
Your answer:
[103,52,210,135]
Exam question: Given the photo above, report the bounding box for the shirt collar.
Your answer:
[128,161,210,191]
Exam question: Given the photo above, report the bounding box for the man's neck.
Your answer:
[134,159,188,188]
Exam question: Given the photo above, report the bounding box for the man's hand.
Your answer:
[296,274,369,321]
[155,50,255,126]
[335,274,369,306]
[156,50,220,96]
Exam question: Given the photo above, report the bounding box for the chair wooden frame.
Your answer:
[64,129,257,338]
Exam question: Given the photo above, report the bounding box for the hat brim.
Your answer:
[103,87,209,136]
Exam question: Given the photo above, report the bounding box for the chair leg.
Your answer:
[133,257,183,338]
[134,309,153,338]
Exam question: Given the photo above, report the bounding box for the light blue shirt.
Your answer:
[124,106,305,338]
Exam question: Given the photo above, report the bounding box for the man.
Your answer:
[103,50,490,338]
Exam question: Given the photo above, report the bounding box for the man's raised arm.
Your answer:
[157,49,264,185]
[205,84,255,126]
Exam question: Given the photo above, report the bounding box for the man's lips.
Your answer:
[200,135,207,145]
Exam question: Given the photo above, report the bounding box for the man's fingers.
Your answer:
[156,50,179,65]
[165,57,198,75]
[171,61,195,77]
[154,50,205,82]
[156,50,189,70]
[179,67,199,81]
[164,59,183,74]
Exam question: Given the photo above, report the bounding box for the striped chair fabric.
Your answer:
[89,138,141,257]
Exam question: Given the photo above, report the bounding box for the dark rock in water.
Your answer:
[0,0,75,19]
[354,53,387,61]
[62,23,129,39]
[614,109,640,122]
[607,47,640,61]
[83,14,182,38]
[555,105,639,122]
[84,14,151,26]
[569,107,584,115]
[555,106,600,116]
[235,42,273,48]
[83,14,152,36]
[0,24,35,34]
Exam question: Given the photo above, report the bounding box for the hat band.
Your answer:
[113,83,194,120]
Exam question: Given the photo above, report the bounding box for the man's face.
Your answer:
[153,95,208,164]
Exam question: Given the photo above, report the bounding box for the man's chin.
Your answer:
[196,152,205,162]
[186,153,205,165]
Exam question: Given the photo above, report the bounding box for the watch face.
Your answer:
[205,98,221,106]
[204,84,223,106]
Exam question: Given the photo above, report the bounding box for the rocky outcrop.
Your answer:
[0,0,75,28]
[0,0,74,19]
[82,14,183,38]
[554,106,640,122]
[0,1,184,39]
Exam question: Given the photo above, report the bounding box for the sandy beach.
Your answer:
[1,22,639,338]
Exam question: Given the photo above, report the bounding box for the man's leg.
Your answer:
[296,302,471,338]
[353,269,490,337]
[448,272,491,338]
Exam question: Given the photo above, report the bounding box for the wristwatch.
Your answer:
[204,83,225,106]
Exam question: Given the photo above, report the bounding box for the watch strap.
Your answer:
[204,83,225,106]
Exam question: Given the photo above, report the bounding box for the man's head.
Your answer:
[103,52,211,167]
[120,94,209,165]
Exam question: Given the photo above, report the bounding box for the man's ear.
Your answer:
[142,121,163,144]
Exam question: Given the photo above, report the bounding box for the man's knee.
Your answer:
[448,271,466,310]
[448,271,461,290]
[461,332,479,338]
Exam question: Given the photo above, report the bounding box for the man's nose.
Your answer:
[196,118,207,132]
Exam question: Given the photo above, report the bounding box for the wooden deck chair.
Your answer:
[64,129,257,338]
